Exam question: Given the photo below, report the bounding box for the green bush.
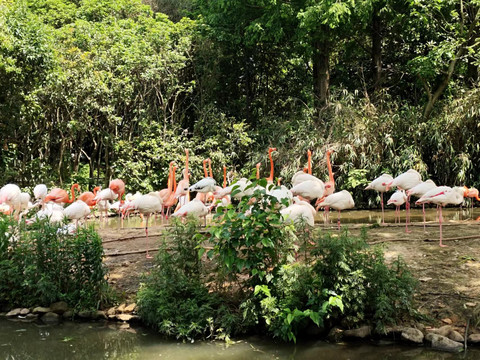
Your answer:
[311,228,417,332]
[0,216,112,310]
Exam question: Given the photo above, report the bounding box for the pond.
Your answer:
[1,319,479,360]
[93,206,479,230]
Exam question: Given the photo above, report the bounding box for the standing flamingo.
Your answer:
[406,180,437,230]
[33,184,48,208]
[322,149,335,224]
[416,186,465,247]
[125,192,163,258]
[387,190,407,224]
[109,179,125,205]
[281,196,316,227]
[64,200,91,229]
[0,184,21,213]
[466,187,480,215]
[163,164,178,218]
[174,149,190,210]
[172,198,209,225]
[365,174,393,225]
[316,190,355,230]
[386,169,422,232]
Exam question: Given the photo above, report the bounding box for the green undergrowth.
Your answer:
[0,215,114,311]
[136,180,417,342]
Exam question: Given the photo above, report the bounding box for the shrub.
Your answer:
[0,216,112,310]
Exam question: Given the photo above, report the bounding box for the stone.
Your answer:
[425,333,463,352]
[62,310,73,319]
[119,323,130,330]
[50,301,69,315]
[124,303,136,313]
[32,307,51,314]
[448,330,464,343]
[121,261,130,267]
[401,328,424,344]
[344,325,371,339]
[25,313,38,321]
[441,318,453,325]
[107,307,116,316]
[117,303,126,313]
[20,308,30,316]
[78,310,97,319]
[41,312,60,324]
[431,325,453,337]
[327,327,344,343]
[385,325,406,337]
[96,311,107,320]
[468,333,480,344]
[415,323,426,334]
[108,314,116,320]
[465,302,477,307]
[6,308,22,317]
[116,314,133,322]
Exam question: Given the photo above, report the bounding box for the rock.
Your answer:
[116,314,133,322]
[96,311,107,320]
[124,303,136,313]
[6,308,22,317]
[108,314,116,320]
[117,303,126,313]
[25,313,38,321]
[50,301,69,315]
[41,312,60,324]
[385,325,407,337]
[425,333,463,352]
[32,307,51,314]
[78,310,97,319]
[468,333,480,344]
[20,308,30,316]
[401,328,424,344]
[119,323,130,330]
[327,327,344,343]
[465,302,477,307]
[107,307,116,316]
[62,310,73,319]
[121,261,130,267]
[415,323,426,334]
[431,325,453,337]
[344,325,371,339]
[419,277,432,282]
[441,318,453,325]
[448,330,464,342]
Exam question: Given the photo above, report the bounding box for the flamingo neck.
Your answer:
[256,163,260,180]
[223,166,227,188]
[327,151,334,183]
[203,159,208,178]
[167,162,173,191]
[172,166,177,192]
[208,159,213,178]
[307,150,312,175]
[185,149,189,181]
[93,186,100,196]
[69,184,79,203]
[267,149,275,181]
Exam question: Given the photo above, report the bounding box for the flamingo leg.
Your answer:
[145,214,153,259]
[422,204,426,231]
[337,210,341,230]
[439,206,447,247]
[405,195,411,233]
[381,192,385,225]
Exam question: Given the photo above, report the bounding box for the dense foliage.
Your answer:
[0,216,112,310]
[137,186,416,342]
[0,0,479,206]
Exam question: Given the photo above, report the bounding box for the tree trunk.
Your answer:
[371,3,383,94]
[312,37,330,113]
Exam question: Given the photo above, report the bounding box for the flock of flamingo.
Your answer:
[0,148,479,256]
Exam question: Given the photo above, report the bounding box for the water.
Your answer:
[1,319,479,360]
[94,207,480,230]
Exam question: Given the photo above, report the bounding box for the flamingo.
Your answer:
[466,187,480,215]
[159,162,175,204]
[33,184,48,207]
[109,179,125,205]
[387,190,407,225]
[291,172,323,187]
[172,198,209,225]
[406,180,437,230]
[268,179,293,208]
[280,197,316,227]
[174,149,190,210]
[307,150,312,175]
[64,200,91,228]
[266,147,276,184]
[30,203,65,224]
[322,149,335,224]
[44,184,80,205]
[416,186,465,247]
[0,184,21,215]
[291,176,325,202]
[365,174,393,225]
[386,169,422,232]
[125,192,163,258]
[93,188,118,222]
[163,164,178,218]
[317,190,355,230]
[78,190,97,207]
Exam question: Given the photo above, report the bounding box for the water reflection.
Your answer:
[1,320,479,360]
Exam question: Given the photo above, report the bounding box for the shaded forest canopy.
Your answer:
[0,0,479,207]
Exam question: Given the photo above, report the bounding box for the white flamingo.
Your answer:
[407,179,437,229]
[280,197,316,227]
[317,190,355,229]
[387,190,407,225]
[365,173,393,225]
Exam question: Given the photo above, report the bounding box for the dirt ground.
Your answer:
[99,216,480,329]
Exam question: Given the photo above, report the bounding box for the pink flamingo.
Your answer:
[266,147,276,184]
[317,190,355,230]
[109,179,125,205]
[387,190,407,224]
[45,184,80,205]
[406,180,437,230]
[365,174,393,225]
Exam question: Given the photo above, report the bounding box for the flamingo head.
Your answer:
[109,179,125,194]
[385,180,394,191]
[268,147,277,154]
[327,149,334,156]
